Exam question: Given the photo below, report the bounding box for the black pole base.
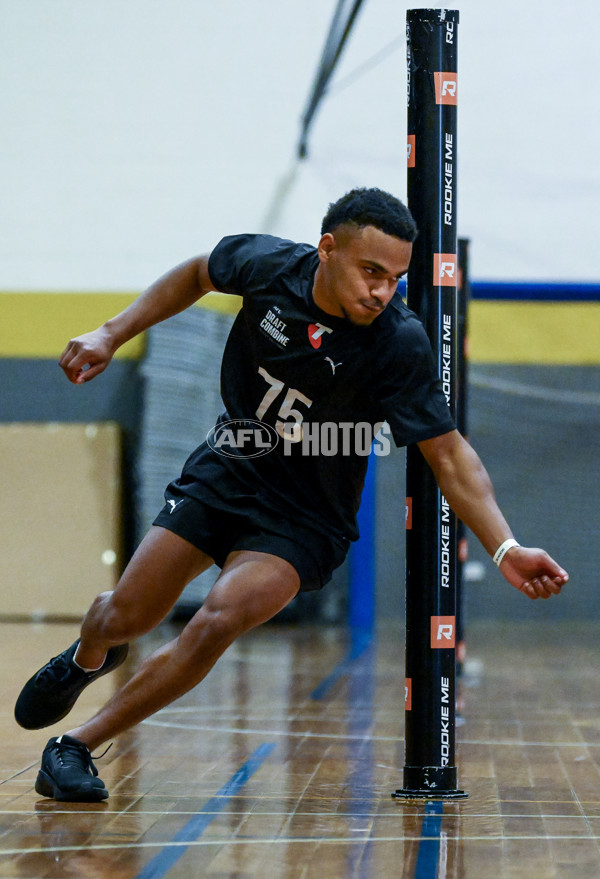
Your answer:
[392,788,469,800]
[391,765,469,800]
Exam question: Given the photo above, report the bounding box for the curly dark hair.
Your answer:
[320,187,418,242]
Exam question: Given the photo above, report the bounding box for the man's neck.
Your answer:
[311,265,343,318]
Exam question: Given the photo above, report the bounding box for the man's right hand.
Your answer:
[59,326,116,384]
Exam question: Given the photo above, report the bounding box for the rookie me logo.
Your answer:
[207,419,279,458]
[434,72,458,105]
[431,616,455,648]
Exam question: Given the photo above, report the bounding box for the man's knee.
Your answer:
[182,603,248,655]
[190,556,300,641]
[180,590,279,658]
[87,590,147,643]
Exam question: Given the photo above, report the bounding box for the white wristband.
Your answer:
[493,538,520,567]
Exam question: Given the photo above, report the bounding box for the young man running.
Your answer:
[15,188,568,802]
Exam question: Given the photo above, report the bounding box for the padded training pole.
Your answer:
[456,237,471,675]
[393,8,467,800]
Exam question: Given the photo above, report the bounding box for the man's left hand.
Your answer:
[499,546,569,600]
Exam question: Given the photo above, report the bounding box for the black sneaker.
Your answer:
[14,640,129,730]
[35,735,108,802]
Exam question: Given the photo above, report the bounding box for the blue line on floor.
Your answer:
[134,742,276,879]
[414,801,444,879]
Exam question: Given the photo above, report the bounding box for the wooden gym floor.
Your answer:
[1,618,600,878]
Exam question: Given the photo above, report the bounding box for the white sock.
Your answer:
[72,651,104,674]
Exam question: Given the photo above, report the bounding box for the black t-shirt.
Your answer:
[198,233,455,541]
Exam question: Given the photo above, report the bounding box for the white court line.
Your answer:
[142,717,600,749]
[155,705,600,719]
[142,717,382,741]
[4,809,600,818]
[154,708,383,721]
[0,763,42,787]
[0,812,600,820]
[4,834,600,857]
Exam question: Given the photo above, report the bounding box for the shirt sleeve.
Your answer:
[208,234,300,297]
[378,316,456,447]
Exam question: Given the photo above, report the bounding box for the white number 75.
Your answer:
[256,366,313,442]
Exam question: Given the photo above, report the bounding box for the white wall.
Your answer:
[1,0,598,288]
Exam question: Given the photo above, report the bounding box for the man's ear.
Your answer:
[317,232,336,263]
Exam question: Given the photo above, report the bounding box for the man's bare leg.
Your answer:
[72,526,215,671]
[65,548,300,751]
[14,526,215,732]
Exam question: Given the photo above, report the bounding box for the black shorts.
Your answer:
[152,447,350,593]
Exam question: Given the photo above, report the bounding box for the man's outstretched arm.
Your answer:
[418,429,569,600]
[60,255,216,384]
